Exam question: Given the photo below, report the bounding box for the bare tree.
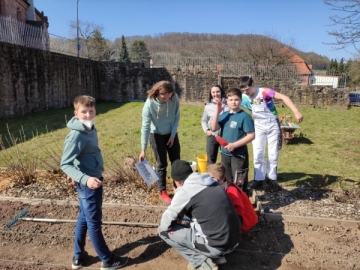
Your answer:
[68,20,113,60]
[69,20,102,55]
[136,32,298,65]
[69,20,104,40]
[236,32,297,66]
[108,32,327,69]
[324,0,360,54]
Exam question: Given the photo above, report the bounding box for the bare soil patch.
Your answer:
[0,169,360,269]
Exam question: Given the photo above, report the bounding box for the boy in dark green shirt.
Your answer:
[211,88,255,191]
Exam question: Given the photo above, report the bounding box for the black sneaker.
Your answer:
[72,251,87,269]
[250,180,263,190]
[71,257,83,269]
[268,180,282,191]
[101,254,129,270]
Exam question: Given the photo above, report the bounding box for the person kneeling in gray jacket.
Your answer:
[158,159,241,270]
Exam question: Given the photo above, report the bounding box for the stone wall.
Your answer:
[101,62,171,102]
[167,69,350,107]
[166,68,219,103]
[0,41,172,117]
[218,76,350,108]
[0,41,352,118]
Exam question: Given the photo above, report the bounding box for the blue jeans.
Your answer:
[74,183,112,262]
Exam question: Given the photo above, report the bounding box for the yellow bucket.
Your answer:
[197,154,208,173]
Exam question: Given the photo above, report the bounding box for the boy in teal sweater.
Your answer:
[61,95,128,270]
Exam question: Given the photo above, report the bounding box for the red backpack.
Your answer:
[221,181,258,233]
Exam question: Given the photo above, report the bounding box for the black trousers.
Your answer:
[221,152,249,191]
[150,133,181,191]
[206,135,220,165]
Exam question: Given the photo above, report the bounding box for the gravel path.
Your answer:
[2,174,359,222]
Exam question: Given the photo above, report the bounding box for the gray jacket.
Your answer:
[158,172,241,250]
[201,98,229,135]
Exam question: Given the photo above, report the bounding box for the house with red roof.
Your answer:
[282,47,340,88]
[282,47,313,85]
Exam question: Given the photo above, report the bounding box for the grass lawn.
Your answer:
[1,102,359,190]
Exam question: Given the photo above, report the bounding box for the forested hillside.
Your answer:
[113,33,330,69]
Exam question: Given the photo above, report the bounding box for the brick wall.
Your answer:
[1,0,28,21]
[0,41,352,118]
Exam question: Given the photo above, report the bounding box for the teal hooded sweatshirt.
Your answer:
[60,116,104,185]
[141,93,180,150]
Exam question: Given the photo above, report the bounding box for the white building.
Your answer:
[310,75,340,88]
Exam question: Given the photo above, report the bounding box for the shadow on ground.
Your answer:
[113,235,170,267]
[285,132,313,145]
[110,221,293,270]
[217,217,293,270]
[256,172,359,213]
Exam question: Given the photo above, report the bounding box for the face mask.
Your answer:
[79,118,95,129]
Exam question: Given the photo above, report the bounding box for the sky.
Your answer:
[34,0,357,61]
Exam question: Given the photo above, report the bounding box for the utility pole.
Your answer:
[77,0,80,57]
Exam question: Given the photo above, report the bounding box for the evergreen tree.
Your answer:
[118,35,130,62]
[326,59,333,75]
[87,29,113,61]
[346,59,353,71]
[344,59,353,86]
[327,59,338,75]
[338,58,345,74]
[333,59,338,74]
[337,58,346,87]
[129,40,150,64]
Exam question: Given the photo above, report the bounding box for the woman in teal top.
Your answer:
[139,80,180,204]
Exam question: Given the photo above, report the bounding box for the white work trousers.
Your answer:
[253,118,281,181]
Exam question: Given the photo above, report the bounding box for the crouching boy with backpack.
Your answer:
[158,159,241,269]
[207,162,258,234]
